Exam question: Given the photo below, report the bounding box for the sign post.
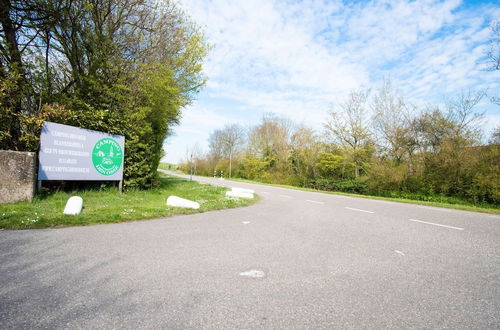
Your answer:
[38,122,125,186]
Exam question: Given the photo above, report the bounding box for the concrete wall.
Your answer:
[0,150,37,204]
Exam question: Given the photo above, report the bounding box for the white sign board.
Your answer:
[38,122,125,181]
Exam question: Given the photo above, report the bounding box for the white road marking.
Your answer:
[395,250,405,256]
[279,194,292,198]
[260,191,270,195]
[239,269,266,278]
[306,200,324,204]
[345,207,374,214]
[408,218,464,231]
[242,221,250,225]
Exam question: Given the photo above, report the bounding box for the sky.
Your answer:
[163,0,500,164]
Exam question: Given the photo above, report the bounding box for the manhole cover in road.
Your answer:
[239,269,266,278]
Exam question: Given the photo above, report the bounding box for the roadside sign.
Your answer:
[38,122,125,181]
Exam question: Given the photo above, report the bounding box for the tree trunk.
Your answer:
[0,0,24,149]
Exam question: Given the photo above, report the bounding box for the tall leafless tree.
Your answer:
[324,89,373,178]
[220,124,245,178]
[484,20,500,71]
[372,80,417,165]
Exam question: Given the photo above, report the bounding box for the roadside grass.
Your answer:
[220,176,500,215]
[0,174,257,229]
[158,162,179,171]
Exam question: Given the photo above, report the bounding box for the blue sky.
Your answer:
[163,0,500,163]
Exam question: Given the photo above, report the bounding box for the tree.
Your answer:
[490,126,500,145]
[324,89,373,178]
[208,129,225,167]
[248,114,292,160]
[445,89,485,144]
[484,20,499,71]
[219,124,245,178]
[0,0,209,188]
[0,0,39,148]
[481,20,500,105]
[208,124,245,178]
[372,80,416,165]
[289,126,322,185]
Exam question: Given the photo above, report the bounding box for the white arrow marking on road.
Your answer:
[409,219,464,231]
[345,207,374,214]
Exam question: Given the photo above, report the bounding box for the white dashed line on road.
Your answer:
[260,191,270,195]
[279,194,292,198]
[242,221,250,225]
[306,200,324,204]
[345,207,374,214]
[409,218,464,231]
[239,269,266,278]
[395,250,405,256]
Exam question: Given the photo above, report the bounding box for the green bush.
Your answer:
[311,177,368,194]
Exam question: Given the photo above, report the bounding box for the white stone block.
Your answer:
[166,196,200,209]
[226,190,254,199]
[63,196,83,215]
[231,187,255,194]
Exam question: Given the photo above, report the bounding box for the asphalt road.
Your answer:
[1,171,499,329]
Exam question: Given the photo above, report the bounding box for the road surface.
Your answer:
[0,171,499,329]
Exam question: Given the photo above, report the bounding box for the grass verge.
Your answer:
[158,162,178,171]
[218,176,500,215]
[0,174,257,229]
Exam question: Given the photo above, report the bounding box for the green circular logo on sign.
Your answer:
[92,138,123,176]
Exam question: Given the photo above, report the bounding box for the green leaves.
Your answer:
[0,0,209,189]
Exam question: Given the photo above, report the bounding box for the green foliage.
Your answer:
[180,102,499,208]
[366,159,412,194]
[311,177,368,194]
[158,162,178,171]
[239,157,270,180]
[0,174,255,229]
[0,0,209,189]
[0,70,23,149]
[316,152,351,178]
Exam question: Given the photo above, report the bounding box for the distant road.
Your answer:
[1,170,498,329]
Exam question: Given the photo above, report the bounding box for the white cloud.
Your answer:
[164,0,500,163]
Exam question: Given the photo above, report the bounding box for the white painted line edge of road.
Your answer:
[345,207,374,214]
[306,200,324,204]
[409,218,464,231]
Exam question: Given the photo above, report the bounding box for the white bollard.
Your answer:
[231,187,255,194]
[226,190,254,199]
[63,196,83,215]
[166,196,200,209]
